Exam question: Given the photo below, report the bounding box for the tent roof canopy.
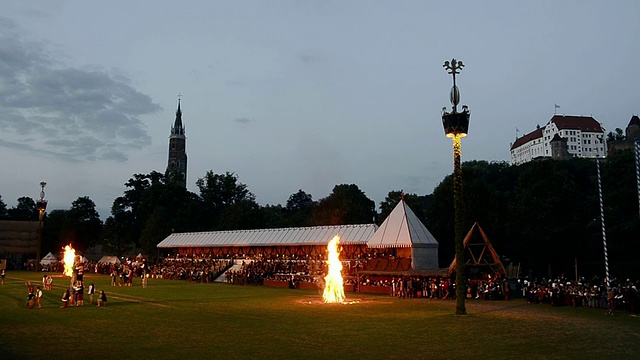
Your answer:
[40,252,58,265]
[367,199,438,248]
[157,224,378,248]
[98,256,121,265]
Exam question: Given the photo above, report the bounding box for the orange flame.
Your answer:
[322,235,345,303]
[62,245,76,277]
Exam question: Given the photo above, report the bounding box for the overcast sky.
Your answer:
[1,1,638,219]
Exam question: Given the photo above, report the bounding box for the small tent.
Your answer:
[40,252,58,266]
[97,256,121,265]
[367,198,439,270]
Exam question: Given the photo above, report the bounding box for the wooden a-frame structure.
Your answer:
[448,222,506,277]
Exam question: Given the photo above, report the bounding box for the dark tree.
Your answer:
[285,190,315,227]
[219,199,264,230]
[600,150,640,277]
[41,209,68,256]
[196,171,255,229]
[0,195,8,219]
[311,184,375,225]
[66,196,103,253]
[8,197,38,221]
[606,128,625,142]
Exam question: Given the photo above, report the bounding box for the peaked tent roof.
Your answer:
[367,199,438,248]
[40,252,58,265]
[449,222,506,275]
[98,256,121,265]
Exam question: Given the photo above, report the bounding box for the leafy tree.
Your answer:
[196,171,255,229]
[66,196,103,253]
[606,128,625,142]
[0,195,8,219]
[102,172,167,255]
[311,184,375,225]
[101,215,134,257]
[219,199,264,230]
[261,204,288,228]
[8,197,38,221]
[600,150,640,277]
[285,190,314,227]
[41,209,68,256]
[139,207,173,261]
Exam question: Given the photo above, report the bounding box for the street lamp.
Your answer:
[35,181,47,272]
[442,58,470,315]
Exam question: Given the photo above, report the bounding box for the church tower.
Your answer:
[166,99,187,188]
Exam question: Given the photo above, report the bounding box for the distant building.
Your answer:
[607,115,640,155]
[510,115,607,165]
[0,220,38,269]
[165,99,188,187]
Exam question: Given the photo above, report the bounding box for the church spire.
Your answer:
[172,99,184,136]
[166,96,187,188]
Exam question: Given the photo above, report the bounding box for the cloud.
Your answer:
[0,17,160,162]
[234,117,255,127]
[299,54,321,64]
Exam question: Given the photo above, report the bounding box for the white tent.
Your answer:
[40,252,58,266]
[367,198,439,270]
[97,256,121,265]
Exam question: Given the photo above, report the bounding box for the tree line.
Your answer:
[1,149,638,279]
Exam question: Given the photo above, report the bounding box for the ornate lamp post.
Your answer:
[442,58,470,315]
[35,181,47,272]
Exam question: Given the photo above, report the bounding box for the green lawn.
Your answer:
[0,271,638,360]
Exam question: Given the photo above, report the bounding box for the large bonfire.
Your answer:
[322,235,345,303]
[62,245,76,277]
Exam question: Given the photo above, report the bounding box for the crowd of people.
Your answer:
[150,257,231,282]
[523,276,639,315]
[23,278,106,309]
[10,251,639,317]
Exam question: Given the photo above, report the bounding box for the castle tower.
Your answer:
[166,99,187,187]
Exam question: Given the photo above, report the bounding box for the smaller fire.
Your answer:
[62,245,76,277]
[322,235,345,303]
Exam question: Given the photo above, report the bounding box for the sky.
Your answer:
[1,1,639,219]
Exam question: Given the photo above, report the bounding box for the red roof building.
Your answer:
[510,115,606,165]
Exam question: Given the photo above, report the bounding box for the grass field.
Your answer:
[0,271,638,360]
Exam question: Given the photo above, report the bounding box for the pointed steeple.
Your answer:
[172,99,185,136]
[166,97,187,188]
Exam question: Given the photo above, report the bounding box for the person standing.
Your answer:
[25,282,35,309]
[87,282,95,305]
[36,286,43,309]
[75,281,84,306]
[1,268,5,284]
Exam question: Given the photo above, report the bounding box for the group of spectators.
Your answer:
[523,276,639,315]
[27,251,639,316]
[225,257,327,286]
[147,256,231,283]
